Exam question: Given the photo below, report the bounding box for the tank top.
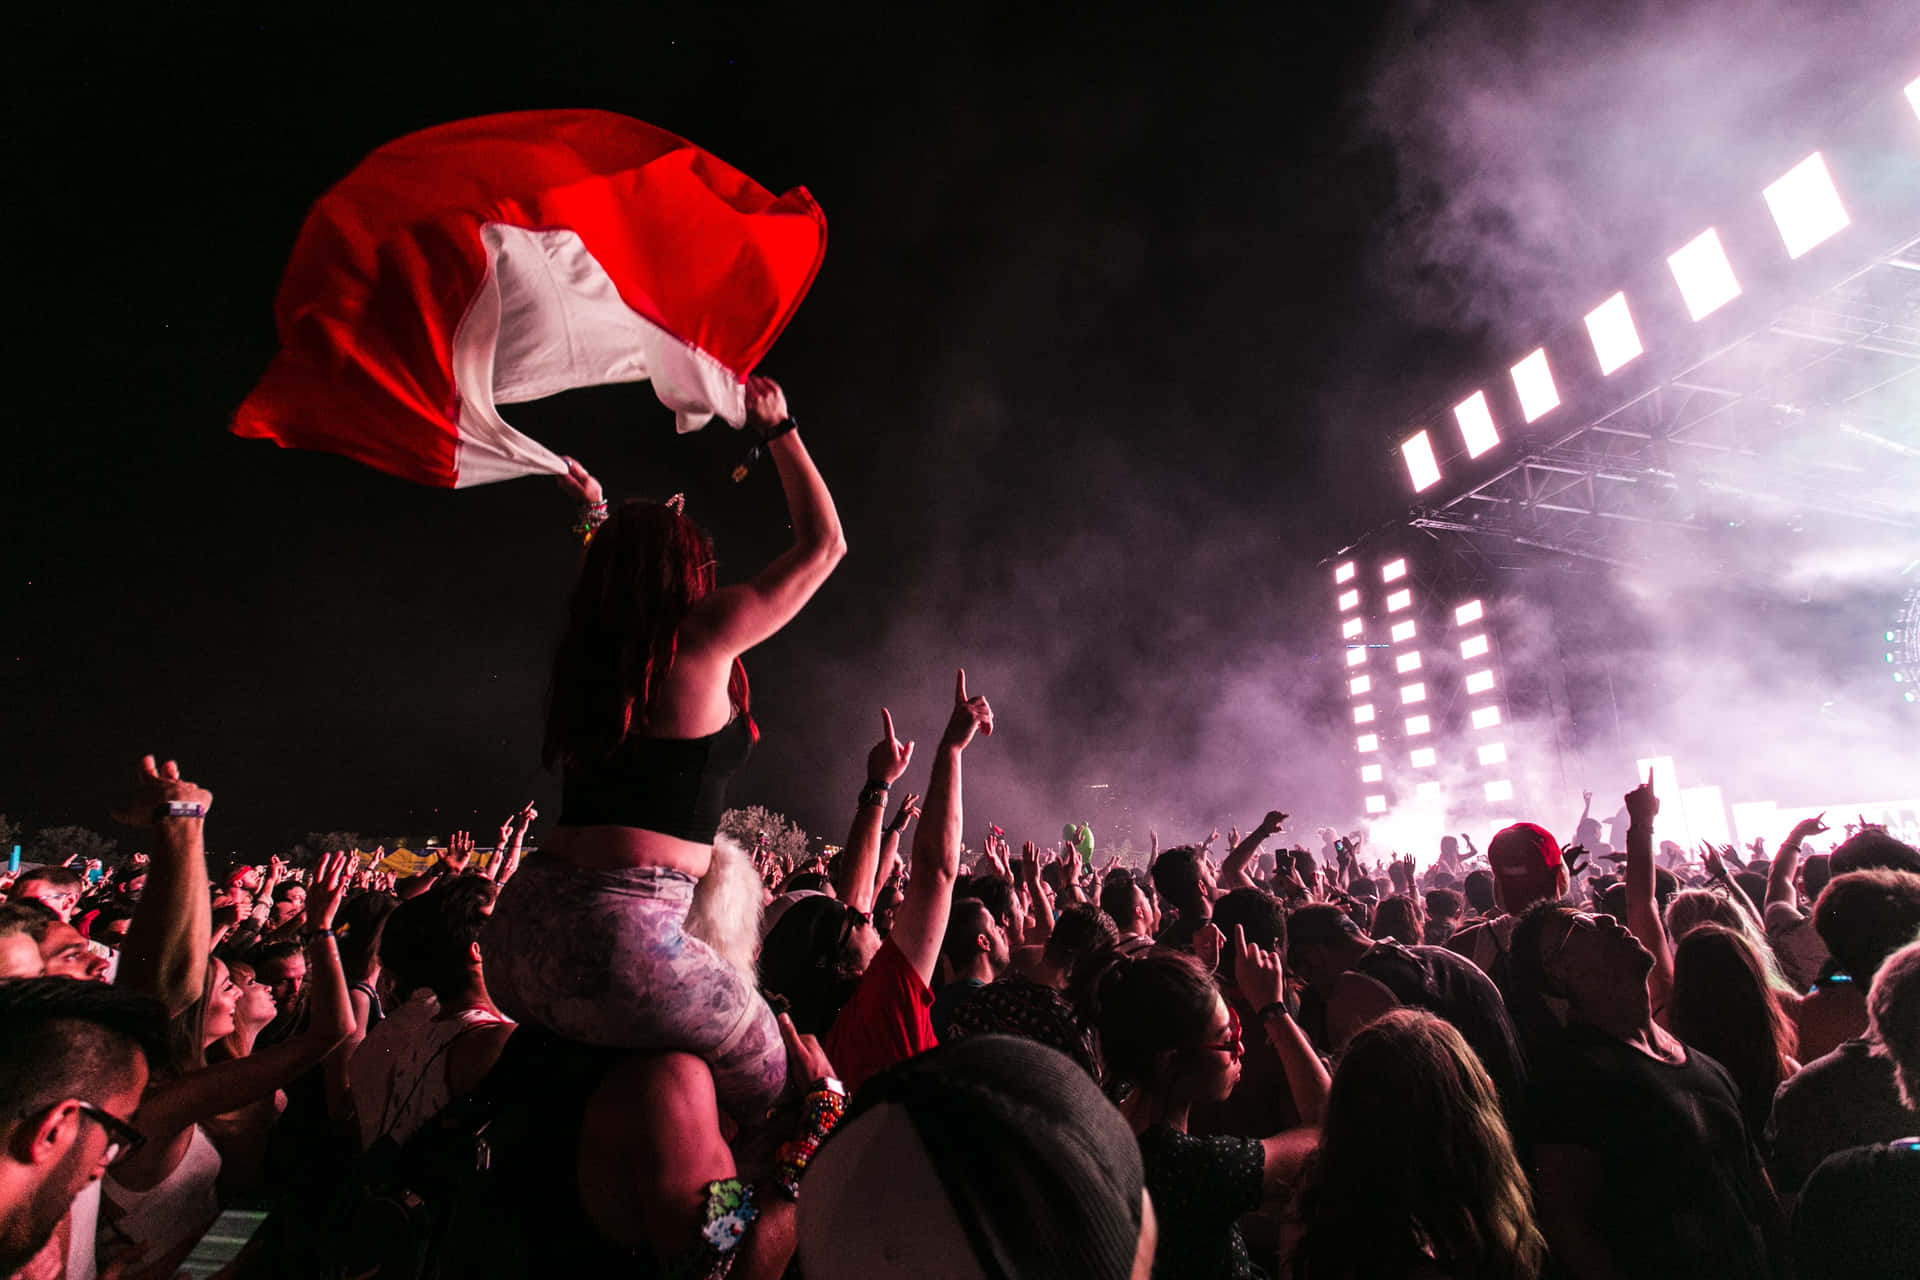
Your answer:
[377,1006,515,1146]
[558,713,754,841]
[101,1124,221,1266]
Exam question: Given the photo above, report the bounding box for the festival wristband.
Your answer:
[758,415,798,442]
[1255,1000,1291,1022]
[858,780,891,810]
[157,801,206,821]
[770,1083,848,1201]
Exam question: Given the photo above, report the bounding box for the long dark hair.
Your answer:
[1290,1010,1547,1280]
[1080,949,1219,1096]
[542,499,750,766]
[1670,924,1797,1134]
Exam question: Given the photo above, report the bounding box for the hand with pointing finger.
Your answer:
[941,668,993,751]
[868,708,915,785]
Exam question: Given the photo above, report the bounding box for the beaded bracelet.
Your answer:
[770,1085,848,1200]
[571,499,610,543]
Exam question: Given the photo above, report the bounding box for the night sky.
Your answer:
[9,4,1914,856]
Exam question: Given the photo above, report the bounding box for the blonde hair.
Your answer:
[1664,889,1792,995]
[686,834,766,978]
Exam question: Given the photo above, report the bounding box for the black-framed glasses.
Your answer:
[22,1101,147,1165]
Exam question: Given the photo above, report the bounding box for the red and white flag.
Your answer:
[232,110,827,488]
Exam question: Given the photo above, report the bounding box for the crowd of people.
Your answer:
[5,378,1920,1279]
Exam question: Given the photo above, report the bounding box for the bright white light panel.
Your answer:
[1907,76,1920,121]
[1402,430,1442,492]
[1334,562,1356,584]
[1415,780,1442,799]
[1386,589,1412,613]
[1668,228,1742,321]
[1354,704,1376,724]
[1342,618,1364,639]
[1454,599,1483,625]
[1338,589,1359,612]
[1365,794,1388,814]
[1510,348,1559,423]
[1453,390,1500,459]
[1410,747,1437,767]
[1464,669,1496,694]
[1484,779,1515,803]
[1460,635,1490,659]
[1400,682,1426,704]
[1348,675,1371,696]
[1390,620,1416,643]
[1346,647,1368,668]
[1470,706,1503,730]
[1477,742,1508,765]
[1405,714,1432,735]
[1357,734,1380,753]
[1585,292,1643,375]
[1381,559,1407,582]
[1763,153,1849,259]
[1360,763,1384,783]
[1396,651,1423,674]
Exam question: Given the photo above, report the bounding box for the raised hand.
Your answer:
[1624,769,1659,829]
[778,1010,836,1087]
[867,708,916,785]
[110,755,214,829]
[308,851,352,932]
[1263,810,1289,831]
[744,375,791,433]
[941,668,994,751]
[1701,842,1728,881]
[444,830,475,874]
[1019,840,1041,885]
[1233,924,1285,1010]
[1788,813,1830,844]
[557,456,605,506]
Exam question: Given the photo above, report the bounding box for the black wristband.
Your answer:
[1255,1000,1291,1022]
[758,414,799,443]
[858,780,891,810]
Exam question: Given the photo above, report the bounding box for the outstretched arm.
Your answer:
[113,756,213,1016]
[889,671,993,987]
[684,378,846,659]
[1222,811,1286,892]
[836,710,915,914]
[1766,814,1827,927]
[1622,772,1673,1016]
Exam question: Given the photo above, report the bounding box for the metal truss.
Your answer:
[1415,234,1920,573]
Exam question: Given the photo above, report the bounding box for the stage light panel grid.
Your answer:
[1354,704,1376,724]
[1453,390,1500,459]
[1386,589,1412,613]
[1348,675,1371,696]
[1402,430,1441,492]
[1511,348,1559,423]
[1455,599,1483,625]
[1484,779,1515,803]
[1357,734,1379,753]
[1464,669,1496,694]
[1763,152,1849,259]
[1382,558,1406,582]
[1585,292,1643,375]
[1401,681,1426,704]
[1460,634,1490,659]
[1470,706,1503,729]
[1334,562,1356,584]
[1360,763,1383,783]
[1668,228,1742,320]
[1342,617,1364,639]
[1390,620,1416,643]
[1405,714,1432,735]
[1396,651,1423,674]
[1415,780,1442,799]
[1346,647,1367,668]
[1478,742,1508,765]
[1338,589,1359,611]
[1410,747,1437,767]
[1365,794,1388,814]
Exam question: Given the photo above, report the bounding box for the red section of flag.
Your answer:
[232,109,826,487]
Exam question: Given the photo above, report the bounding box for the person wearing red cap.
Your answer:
[1448,822,1569,1053]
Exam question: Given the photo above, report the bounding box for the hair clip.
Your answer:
[665,493,687,515]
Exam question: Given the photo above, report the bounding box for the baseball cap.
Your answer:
[1487,823,1562,883]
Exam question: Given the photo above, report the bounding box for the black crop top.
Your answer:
[558,714,754,841]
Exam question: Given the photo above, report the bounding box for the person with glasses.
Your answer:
[0,978,166,1277]
[1087,931,1327,1279]
[1511,887,1788,1276]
